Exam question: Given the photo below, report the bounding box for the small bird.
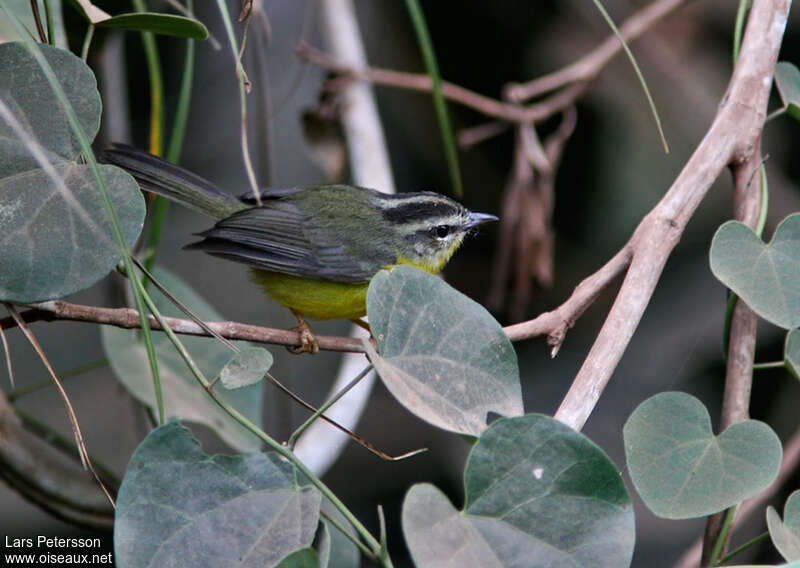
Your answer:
[103,145,498,353]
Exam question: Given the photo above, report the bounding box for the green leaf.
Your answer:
[115,421,321,568]
[775,62,800,121]
[785,329,800,380]
[219,347,272,389]
[276,549,319,568]
[365,266,522,436]
[624,392,782,519]
[0,42,100,172]
[0,42,145,302]
[101,268,263,452]
[710,214,800,329]
[317,500,359,568]
[403,414,635,568]
[96,13,209,40]
[768,491,800,562]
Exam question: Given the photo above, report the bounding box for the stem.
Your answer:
[404,0,462,197]
[753,360,785,370]
[213,0,261,204]
[42,0,54,46]
[713,531,768,566]
[287,364,372,449]
[80,24,94,62]
[708,506,737,565]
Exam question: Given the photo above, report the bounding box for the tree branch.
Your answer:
[506,0,692,102]
[5,300,365,352]
[552,0,789,431]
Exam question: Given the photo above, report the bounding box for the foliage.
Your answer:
[0,2,799,568]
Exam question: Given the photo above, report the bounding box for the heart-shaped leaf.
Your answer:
[785,329,800,380]
[710,214,800,329]
[0,42,145,302]
[776,62,800,121]
[101,268,263,452]
[366,266,522,436]
[403,414,635,568]
[219,346,272,389]
[767,491,800,562]
[115,421,321,568]
[624,392,782,519]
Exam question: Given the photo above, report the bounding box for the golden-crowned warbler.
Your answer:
[103,145,497,352]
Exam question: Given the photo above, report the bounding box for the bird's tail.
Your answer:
[101,144,245,219]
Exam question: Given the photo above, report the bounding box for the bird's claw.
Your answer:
[289,317,319,354]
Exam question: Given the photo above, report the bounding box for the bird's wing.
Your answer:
[185,201,378,283]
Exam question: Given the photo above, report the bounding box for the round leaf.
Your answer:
[219,347,273,389]
[0,42,144,302]
[776,62,800,121]
[767,491,800,562]
[366,266,522,436]
[710,214,800,329]
[0,164,144,302]
[115,421,321,568]
[624,392,782,519]
[403,414,635,568]
[0,42,100,174]
[101,268,264,452]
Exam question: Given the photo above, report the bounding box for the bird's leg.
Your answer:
[289,310,319,354]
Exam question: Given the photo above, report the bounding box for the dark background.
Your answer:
[4,1,800,566]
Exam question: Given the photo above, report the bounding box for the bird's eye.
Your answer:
[434,225,450,238]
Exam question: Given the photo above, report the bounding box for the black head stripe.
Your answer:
[381,197,462,224]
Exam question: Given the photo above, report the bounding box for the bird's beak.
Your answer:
[464,211,499,230]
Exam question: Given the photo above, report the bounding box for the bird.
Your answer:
[102,144,498,353]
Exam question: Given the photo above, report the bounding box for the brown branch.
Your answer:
[551,0,789,431]
[4,301,365,353]
[700,148,765,564]
[506,0,692,102]
[298,42,562,125]
[675,424,800,568]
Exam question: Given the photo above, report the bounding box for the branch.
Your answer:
[506,0,692,102]
[552,0,789,431]
[701,147,766,564]
[298,42,547,123]
[7,301,364,352]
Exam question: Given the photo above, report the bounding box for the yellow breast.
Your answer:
[251,270,369,320]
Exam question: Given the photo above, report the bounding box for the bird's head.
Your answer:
[376,192,498,273]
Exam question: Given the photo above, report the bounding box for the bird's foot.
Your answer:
[289,313,319,354]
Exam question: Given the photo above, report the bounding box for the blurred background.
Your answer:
[3,0,800,566]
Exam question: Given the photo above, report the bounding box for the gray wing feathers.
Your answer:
[186,204,378,282]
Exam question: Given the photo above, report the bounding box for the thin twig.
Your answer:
[0,320,14,388]
[507,0,692,101]
[28,0,47,42]
[3,304,116,508]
